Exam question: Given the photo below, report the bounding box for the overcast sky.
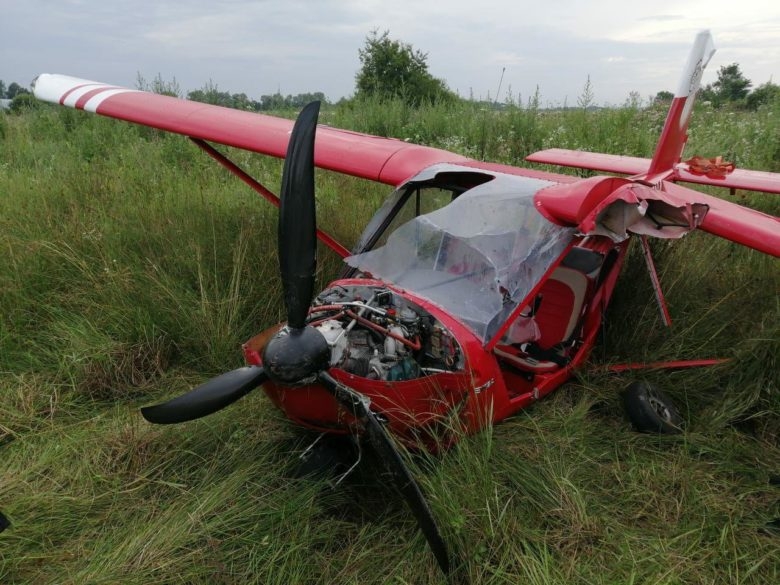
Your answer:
[2,0,778,105]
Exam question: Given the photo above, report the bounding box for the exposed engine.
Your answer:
[309,284,462,381]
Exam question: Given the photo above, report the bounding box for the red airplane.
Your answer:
[33,30,780,574]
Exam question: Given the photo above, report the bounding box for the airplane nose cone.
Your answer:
[261,325,330,384]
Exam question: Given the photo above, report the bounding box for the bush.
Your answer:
[9,93,41,114]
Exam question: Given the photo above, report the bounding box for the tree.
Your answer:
[288,92,327,108]
[701,63,751,106]
[746,81,780,111]
[654,90,674,103]
[6,82,30,100]
[259,92,287,111]
[187,81,233,107]
[0,80,6,99]
[187,82,272,110]
[229,92,253,111]
[713,63,752,101]
[255,92,328,111]
[355,30,454,106]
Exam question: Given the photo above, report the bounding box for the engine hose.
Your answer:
[344,309,422,351]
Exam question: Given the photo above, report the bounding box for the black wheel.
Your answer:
[622,381,683,434]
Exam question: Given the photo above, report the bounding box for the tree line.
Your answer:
[134,74,329,111]
[142,29,456,109]
[701,63,779,110]
[1,30,455,112]
[3,32,778,113]
[0,73,329,114]
[654,62,778,110]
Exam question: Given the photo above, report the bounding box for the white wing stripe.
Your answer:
[83,89,141,112]
[62,84,108,107]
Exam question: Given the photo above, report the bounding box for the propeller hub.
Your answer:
[261,325,330,384]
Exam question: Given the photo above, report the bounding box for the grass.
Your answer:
[1,95,778,584]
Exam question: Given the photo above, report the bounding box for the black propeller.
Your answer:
[318,372,451,575]
[262,101,451,574]
[142,101,451,574]
[139,102,326,424]
[261,100,331,384]
[278,100,318,330]
[141,366,268,424]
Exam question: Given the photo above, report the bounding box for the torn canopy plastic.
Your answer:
[346,172,574,340]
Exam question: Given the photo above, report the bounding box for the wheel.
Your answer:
[622,381,683,434]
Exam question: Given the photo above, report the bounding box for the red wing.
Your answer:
[526,149,649,175]
[673,165,780,194]
[526,148,780,195]
[664,183,779,256]
[32,74,468,186]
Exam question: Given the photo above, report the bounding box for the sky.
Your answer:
[2,0,779,106]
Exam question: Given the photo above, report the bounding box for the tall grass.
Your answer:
[1,95,778,584]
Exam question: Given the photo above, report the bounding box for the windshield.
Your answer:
[346,169,574,340]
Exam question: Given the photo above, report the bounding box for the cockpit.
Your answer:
[344,164,575,340]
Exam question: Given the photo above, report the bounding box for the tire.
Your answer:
[622,381,683,434]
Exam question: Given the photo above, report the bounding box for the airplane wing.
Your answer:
[673,163,780,194]
[525,32,777,197]
[526,149,649,175]
[32,72,779,257]
[526,148,780,195]
[665,182,780,256]
[32,74,470,187]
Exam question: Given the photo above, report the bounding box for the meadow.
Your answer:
[0,93,778,584]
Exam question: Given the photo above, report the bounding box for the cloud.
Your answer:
[638,14,685,22]
[2,0,778,104]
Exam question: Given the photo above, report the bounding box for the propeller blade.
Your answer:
[318,371,451,575]
[141,366,268,424]
[279,101,320,329]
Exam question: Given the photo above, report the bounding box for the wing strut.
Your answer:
[639,236,672,327]
[191,138,350,259]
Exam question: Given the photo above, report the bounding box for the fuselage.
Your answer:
[242,164,631,448]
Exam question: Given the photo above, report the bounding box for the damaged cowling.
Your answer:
[535,176,709,241]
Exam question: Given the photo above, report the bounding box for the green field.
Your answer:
[1,96,778,584]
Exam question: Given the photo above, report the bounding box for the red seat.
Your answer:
[534,267,589,350]
[495,266,590,373]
